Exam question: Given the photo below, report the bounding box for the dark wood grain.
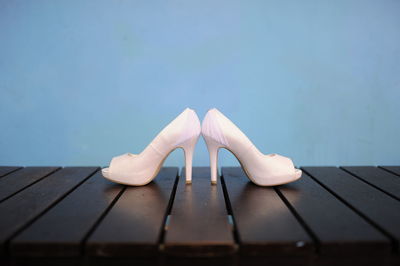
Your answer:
[85,167,178,259]
[303,167,400,252]
[0,167,59,202]
[276,170,390,265]
[0,167,21,178]
[342,166,400,201]
[222,167,312,264]
[164,167,235,260]
[0,167,98,256]
[1,165,399,266]
[379,166,400,177]
[10,170,124,257]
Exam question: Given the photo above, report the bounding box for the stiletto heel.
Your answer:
[203,136,219,185]
[201,108,302,186]
[181,136,199,184]
[102,108,201,186]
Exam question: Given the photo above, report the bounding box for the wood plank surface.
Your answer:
[342,166,400,201]
[0,167,59,202]
[0,167,21,178]
[302,167,400,252]
[0,167,98,256]
[379,166,400,177]
[0,165,399,266]
[10,170,124,257]
[222,167,312,264]
[85,167,178,259]
[276,170,390,265]
[164,167,235,260]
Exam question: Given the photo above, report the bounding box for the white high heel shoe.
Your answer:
[202,108,302,186]
[102,108,201,186]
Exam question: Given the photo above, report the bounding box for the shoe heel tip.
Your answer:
[211,180,217,185]
[185,180,192,184]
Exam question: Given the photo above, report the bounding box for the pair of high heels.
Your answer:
[102,108,302,186]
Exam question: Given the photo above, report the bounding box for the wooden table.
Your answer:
[0,166,399,266]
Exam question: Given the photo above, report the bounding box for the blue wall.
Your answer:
[1,0,399,167]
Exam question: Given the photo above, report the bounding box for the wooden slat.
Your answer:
[164,167,235,259]
[0,167,59,202]
[276,170,390,261]
[0,167,21,178]
[303,167,400,251]
[222,167,312,262]
[0,167,98,255]
[10,171,124,257]
[379,166,400,177]
[342,166,400,201]
[85,167,178,259]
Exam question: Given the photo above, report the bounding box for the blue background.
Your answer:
[1,0,399,167]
